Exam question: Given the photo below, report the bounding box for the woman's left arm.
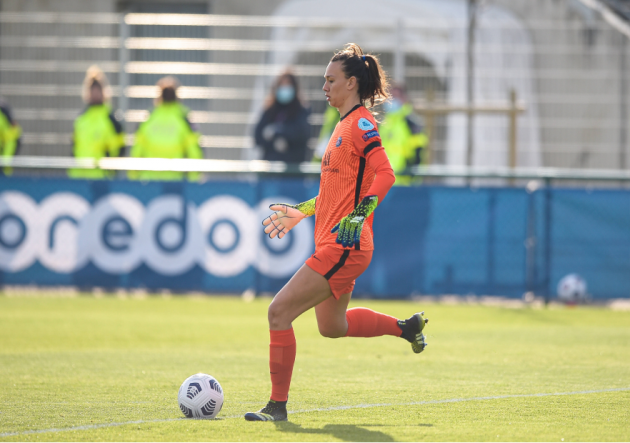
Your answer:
[331,145,395,248]
[364,148,395,203]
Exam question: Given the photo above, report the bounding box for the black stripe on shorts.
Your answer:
[324,250,350,280]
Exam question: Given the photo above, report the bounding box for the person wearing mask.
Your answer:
[379,84,428,185]
[130,76,203,181]
[70,66,124,179]
[254,72,311,164]
[0,98,21,176]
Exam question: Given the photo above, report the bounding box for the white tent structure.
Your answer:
[250,0,540,169]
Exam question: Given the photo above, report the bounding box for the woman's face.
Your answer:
[322,61,355,108]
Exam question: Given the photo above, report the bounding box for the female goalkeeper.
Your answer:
[245,43,429,422]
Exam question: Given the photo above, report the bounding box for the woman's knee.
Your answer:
[318,322,347,339]
[268,300,290,329]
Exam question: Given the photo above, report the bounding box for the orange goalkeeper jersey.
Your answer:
[315,105,384,251]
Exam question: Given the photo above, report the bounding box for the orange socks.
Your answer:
[269,328,296,402]
[345,307,402,338]
[268,311,400,401]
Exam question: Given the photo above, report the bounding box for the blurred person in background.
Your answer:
[254,72,311,164]
[70,66,124,179]
[379,84,428,185]
[311,105,339,162]
[0,98,21,176]
[130,76,202,181]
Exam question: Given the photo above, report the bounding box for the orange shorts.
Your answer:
[305,245,373,299]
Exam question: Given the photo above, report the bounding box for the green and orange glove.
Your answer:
[262,197,316,239]
[331,195,378,248]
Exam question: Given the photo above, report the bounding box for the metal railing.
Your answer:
[4,156,630,185]
[415,89,525,168]
[0,3,628,170]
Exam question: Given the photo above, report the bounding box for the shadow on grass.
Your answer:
[274,421,396,442]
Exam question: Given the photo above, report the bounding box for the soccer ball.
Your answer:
[178,373,224,419]
[557,274,587,303]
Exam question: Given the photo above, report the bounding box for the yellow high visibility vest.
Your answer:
[70,104,124,179]
[379,103,428,186]
[0,103,22,175]
[130,102,202,181]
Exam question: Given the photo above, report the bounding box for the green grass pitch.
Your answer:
[1,293,629,442]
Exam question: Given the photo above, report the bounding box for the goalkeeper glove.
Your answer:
[262,197,316,239]
[331,195,378,248]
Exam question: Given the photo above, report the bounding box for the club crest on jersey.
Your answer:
[335,136,342,147]
[358,118,375,131]
[362,130,379,141]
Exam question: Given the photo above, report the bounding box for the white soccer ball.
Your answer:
[557,274,587,303]
[178,373,224,419]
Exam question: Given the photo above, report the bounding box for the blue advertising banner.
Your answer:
[0,177,628,299]
[0,177,316,294]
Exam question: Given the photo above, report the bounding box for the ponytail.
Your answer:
[330,43,390,109]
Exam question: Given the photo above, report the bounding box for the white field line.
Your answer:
[1,387,628,437]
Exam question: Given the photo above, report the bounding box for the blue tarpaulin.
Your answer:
[0,177,628,299]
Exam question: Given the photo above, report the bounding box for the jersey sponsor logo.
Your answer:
[322,151,339,174]
[335,136,342,147]
[357,118,375,131]
[323,150,331,167]
[362,130,379,142]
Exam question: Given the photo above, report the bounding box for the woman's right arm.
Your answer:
[262,196,317,239]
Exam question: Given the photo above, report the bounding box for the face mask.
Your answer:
[276,85,295,104]
[384,98,403,113]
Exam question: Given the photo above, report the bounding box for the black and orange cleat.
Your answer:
[244,399,288,422]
